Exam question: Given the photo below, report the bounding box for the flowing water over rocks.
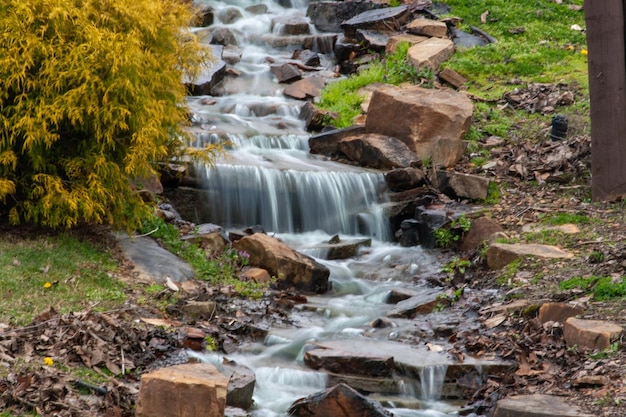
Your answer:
[169,1,508,416]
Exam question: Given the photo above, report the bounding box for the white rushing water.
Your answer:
[184,0,459,415]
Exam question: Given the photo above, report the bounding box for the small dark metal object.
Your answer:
[550,114,569,140]
[74,380,108,396]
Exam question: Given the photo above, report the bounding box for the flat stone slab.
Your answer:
[494,394,593,417]
[115,234,194,283]
[487,243,574,269]
[304,339,513,380]
[407,37,455,71]
[564,317,623,351]
[386,290,444,318]
[136,363,228,417]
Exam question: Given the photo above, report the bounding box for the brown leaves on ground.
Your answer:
[0,307,179,417]
[454,311,626,416]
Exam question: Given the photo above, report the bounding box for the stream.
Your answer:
[182,1,468,415]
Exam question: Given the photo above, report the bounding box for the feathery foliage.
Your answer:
[0,0,213,229]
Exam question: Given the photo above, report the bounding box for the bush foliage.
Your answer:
[0,0,212,229]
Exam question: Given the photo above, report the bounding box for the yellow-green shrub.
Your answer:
[0,0,212,229]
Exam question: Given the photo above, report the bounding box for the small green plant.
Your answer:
[205,336,218,352]
[588,342,620,360]
[496,259,522,286]
[481,182,501,205]
[588,251,605,264]
[453,215,472,233]
[434,227,459,248]
[441,257,472,276]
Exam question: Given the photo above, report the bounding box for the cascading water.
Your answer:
[184,1,459,416]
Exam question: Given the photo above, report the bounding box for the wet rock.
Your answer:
[307,1,383,33]
[563,318,623,351]
[486,243,574,269]
[294,49,321,67]
[397,219,421,247]
[308,125,366,155]
[186,45,226,96]
[304,347,395,377]
[299,102,338,132]
[365,85,473,167]
[386,288,419,304]
[537,302,584,324]
[222,362,256,410]
[311,237,372,260]
[288,383,393,417]
[245,4,267,15]
[386,33,428,54]
[303,34,338,54]
[434,170,490,200]
[356,30,393,52]
[222,45,243,65]
[232,233,330,294]
[115,234,194,283]
[341,6,412,39]
[217,7,243,24]
[333,34,365,65]
[270,63,302,83]
[271,15,311,36]
[459,217,504,252]
[326,373,399,394]
[196,5,214,27]
[136,363,228,417]
[415,208,448,249]
[406,18,449,38]
[385,167,426,192]
[494,394,593,417]
[407,37,456,71]
[338,134,422,169]
[387,290,444,318]
[283,76,326,100]
[211,27,239,46]
[181,327,206,351]
[438,67,468,89]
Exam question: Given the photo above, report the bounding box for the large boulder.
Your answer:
[232,233,330,293]
[365,85,473,167]
[337,133,422,169]
[136,363,228,417]
[288,383,393,417]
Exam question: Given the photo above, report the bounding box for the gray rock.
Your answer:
[494,394,593,417]
[289,383,393,417]
[217,7,243,24]
[185,45,226,96]
[116,234,194,283]
[306,1,383,33]
[270,63,302,83]
[211,27,239,47]
[385,167,426,192]
[338,133,422,170]
[435,170,490,200]
[387,290,444,318]
[271,15,311,36]
[340,6,412,39]
[299,102,338,132]
[245,4,267,15]
[309,125,366,155]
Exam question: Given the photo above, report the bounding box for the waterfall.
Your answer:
[199,163,390,237]
[419,365,448,401]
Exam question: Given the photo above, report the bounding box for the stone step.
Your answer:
[494,394,593,417]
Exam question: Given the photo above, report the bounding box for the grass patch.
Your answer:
[539,212,590,225]
[0,234,125,326]
[560,275,626,301]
